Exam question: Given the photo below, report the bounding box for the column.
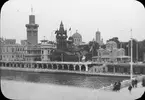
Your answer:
[52,64,54,69]
[56,64,58,70]
[73,65,75,71]
[85,65,88,71]
[79,65,81,71]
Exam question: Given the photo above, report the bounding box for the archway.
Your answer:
[69,64,74,71]
[48,64,52,69]
[17,63,20,67]
[64,64,68,70]
[6,63,9,67]
[53,64,57,69]
[34,64,37,68]
[0,62,2,66]
[58,64,62,70]
[43,64,47,69]
[81,65,86,71]
[21,63,24,68]
[3,63,6,67]
[75,65,80,71]
[14,63,16,67]
[38,64,42,69]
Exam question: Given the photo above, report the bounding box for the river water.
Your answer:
[1,69,128,89]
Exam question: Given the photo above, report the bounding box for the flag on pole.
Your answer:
[90,46,93,52]
[69,27,71,31]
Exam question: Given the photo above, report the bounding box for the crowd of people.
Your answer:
[112,77,145,93]
[113,81,121,91]
[128,79,138,93]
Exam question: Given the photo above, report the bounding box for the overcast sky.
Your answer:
[1,0,145,44]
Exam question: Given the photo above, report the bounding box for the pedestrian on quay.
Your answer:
[118,81,121,91]
[134,79,138,88]
[113,81,117,91]
[128,84,132,94]
[131,79,135,88]
[142,77,145,87]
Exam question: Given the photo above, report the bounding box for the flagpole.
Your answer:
[130,29,133,80]
[92,39,94,61]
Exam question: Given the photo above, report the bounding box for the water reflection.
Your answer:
[1,70,128,89]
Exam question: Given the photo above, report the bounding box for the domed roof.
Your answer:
[72,30,82,38]
[107,41,117,45]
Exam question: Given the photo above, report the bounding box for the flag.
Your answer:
[90,45,93,52]
[69,27,71,31]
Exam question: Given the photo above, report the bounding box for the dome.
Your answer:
[107,41,117,45]
[72,31,82,38]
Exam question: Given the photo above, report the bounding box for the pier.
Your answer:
[1,61,145,78]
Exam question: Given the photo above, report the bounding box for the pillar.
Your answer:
[79,65,81,71]
[62,65,64,70]
[85,65,88,71]
[56,64,58,70]
[52,64,54,69]
[73,65,75,71]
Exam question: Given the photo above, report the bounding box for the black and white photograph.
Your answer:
[0,0,145,100]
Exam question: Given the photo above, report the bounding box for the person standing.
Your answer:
[128,84,132,94]
[134,79,138,88]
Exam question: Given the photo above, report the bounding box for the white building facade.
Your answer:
[92,41,130,62]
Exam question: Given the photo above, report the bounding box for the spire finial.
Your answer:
[97,28,99,31]
[31,5,33,15]
[44,36,46,40]
[60,21,63,25]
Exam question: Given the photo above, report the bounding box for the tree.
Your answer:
[88,41,99,56]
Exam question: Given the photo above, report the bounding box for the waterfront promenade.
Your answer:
[1,79,145,100]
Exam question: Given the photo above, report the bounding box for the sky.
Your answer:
[1,0,145,44]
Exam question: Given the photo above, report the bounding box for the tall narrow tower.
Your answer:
[96,28,101,44]
[26,7,39,45]
[55,21,67,50]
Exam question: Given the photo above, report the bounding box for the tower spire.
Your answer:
[31,5,33,15]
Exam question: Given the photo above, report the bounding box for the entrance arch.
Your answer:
[75,65,79,71]
[81,65,86,71]
[69,64,74,71]
[58,64,62,70]
[53,64,57,69]
[43,64,47,69]
[64,64,68,70]
[48,64,52,69]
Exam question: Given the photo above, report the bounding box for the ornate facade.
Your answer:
[55,21,67,50]
[25,14,39,45]
[0,39,26,61]
[92,41,130,62]
[25,11,40,61]
[40,39,56,61]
